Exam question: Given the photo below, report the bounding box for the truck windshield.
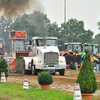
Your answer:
[65,44,81,53]
[73,44,81,53]
[36,39,57,46]
[13,40,25,51]
[65,44,72,51]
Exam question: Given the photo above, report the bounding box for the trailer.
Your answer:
[6,31,31,73]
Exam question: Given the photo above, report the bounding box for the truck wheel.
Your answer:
[33,65,37,75]
[31,60,37,75]
[59,69,65,75]
[51,72,55,75]
[27,70,32,75]
[23,60,27,74]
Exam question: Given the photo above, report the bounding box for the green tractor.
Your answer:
[82,43,99,72]
[82,43,99,55]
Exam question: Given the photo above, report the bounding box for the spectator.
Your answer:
[77,53,81,70]
[65,52,71,70]
[81,52,85,67]
[96,53,100,73]
[74,54,79,71]
[72,53,76,70]
[77,53,81,64]
[90,54,94,65]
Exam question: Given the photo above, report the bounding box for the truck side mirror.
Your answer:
[29,40,31,45]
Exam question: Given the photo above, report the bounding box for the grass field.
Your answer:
[0,83,73,100]
[0,83,100,100]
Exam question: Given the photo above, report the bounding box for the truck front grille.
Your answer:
[44,52,58,65]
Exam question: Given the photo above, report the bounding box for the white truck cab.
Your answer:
[23,37,66,75]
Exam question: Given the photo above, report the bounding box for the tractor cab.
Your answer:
[60,41,82,56]
[82,43,99,55]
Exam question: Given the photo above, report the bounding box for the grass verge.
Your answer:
[0,83,100,100]
[0,83,73,100]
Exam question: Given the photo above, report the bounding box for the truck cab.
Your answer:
[60,41,82,56]
[82,43,99,55]
[23,37,66,75]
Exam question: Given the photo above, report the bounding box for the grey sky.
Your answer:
[42,0,100,37]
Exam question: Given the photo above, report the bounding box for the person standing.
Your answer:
[90,54,94,65]
[77,53,81,70]
[96,53,100,73]
[80,52,85,67]
[72,53,76,70]
[65,52,71,70]
[74,54,79,70]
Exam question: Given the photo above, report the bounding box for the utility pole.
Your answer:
[64,0,66,42]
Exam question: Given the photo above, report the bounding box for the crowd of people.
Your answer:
[65,51,100,73]
[65,52,84,70]
[96,53,100,73]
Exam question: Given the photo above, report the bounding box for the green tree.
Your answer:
[92,33,100,48]
[10,11,50,41]
[93,21,100,48]
[10,13,37,41]
[0,16,13,53]
[60,18,93,43]
[76,49,97,93]
[48,22,61,37]
[0,59,9,77]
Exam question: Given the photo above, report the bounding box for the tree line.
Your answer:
[0,11,99,53]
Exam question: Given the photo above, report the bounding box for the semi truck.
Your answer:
[23,37,66,75]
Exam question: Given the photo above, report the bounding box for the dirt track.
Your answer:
[7,71,100,99]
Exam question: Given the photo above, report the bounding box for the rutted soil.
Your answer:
[7,71,100,99]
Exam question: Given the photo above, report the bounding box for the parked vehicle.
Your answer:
[59,41,82,56]
[82,42,100,72]
[6,31,30,73]
[59,41,82,70]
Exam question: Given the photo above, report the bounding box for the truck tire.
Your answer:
[27,70,32,75]
[51,72,55,75]
[59,69,65,75]
[23,60,27,74]
[33,65,37,75]
[31,60,37,75]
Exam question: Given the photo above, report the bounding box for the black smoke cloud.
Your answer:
[0,0,41,18]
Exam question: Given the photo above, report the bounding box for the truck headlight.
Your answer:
[35,60,41,63]
[60,60,65,63]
